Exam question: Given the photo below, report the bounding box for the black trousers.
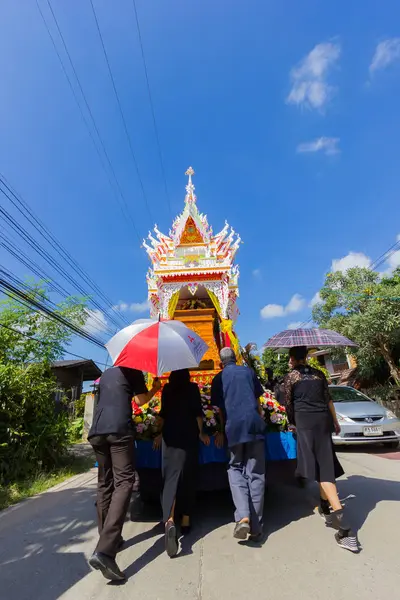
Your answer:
[161,441,197,523]
[90,434,135,558]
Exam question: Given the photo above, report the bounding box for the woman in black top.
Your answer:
[154,369,209,557]
[284,346,359,553]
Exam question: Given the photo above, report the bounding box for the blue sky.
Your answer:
[1,0,400,369]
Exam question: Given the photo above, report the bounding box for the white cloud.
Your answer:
[309,292,322,307]
[287,42,341,110]
[286,293,306,313]
[252,268,262,279]
[130,301,150,313]
[297,137,340,156]
[331,252,371,273]
[84,309,108,334]
[260,293,305,320]
[260,304,285,319]
[117,302,129,311]
[397,233,400,242]
[370,38,400,73]
[287,321,303,330]
[114,300,150,313]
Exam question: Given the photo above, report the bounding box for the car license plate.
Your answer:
[363,426,383,436]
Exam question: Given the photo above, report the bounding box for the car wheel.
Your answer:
[384,441,399,450]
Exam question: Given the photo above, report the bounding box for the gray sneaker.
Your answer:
[335,531,360,553]
[233,521,250,540]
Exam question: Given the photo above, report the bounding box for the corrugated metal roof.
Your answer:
[51,359,102,380]
[52,360,88,367]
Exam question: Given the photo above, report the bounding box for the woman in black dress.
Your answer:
[154,369,210,557]
[284,346,359,553]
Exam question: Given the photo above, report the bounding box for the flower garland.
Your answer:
[198,383,222,435]
[132,398,161,440]
[259,391,288,432]
[132,385,288,440]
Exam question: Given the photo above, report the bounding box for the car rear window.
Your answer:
[329,388,370,403]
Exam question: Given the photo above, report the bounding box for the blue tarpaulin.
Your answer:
[133,432,296,470]
[265,432,297,461]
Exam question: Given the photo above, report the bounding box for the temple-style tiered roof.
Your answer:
[143,168,241,321]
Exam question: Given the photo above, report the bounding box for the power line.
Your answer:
[88,0,155,224]
[34,0,139,244]
[370,239,400,271]
[131,0,172,219]
[0,174,128,327]
[0,183,126,331]
[38,0,144,244]
[0,225,71,298]
[0,264,113,339]
[0,321,109,368]
[0,201,120,333]
[0,279,106,349]
[0,276,105,349]
[0,223,116,337]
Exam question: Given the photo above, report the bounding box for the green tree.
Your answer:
[0,282,87,364]
[313,267,400,384]
[307,356,330,380]
[241,344,266,384]
[0,283,89,482]
[261,348,289,379]
[262,349,330,380]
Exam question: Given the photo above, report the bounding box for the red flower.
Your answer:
[132,401,142,416]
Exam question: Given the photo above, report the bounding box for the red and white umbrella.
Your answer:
[106,318,208,376]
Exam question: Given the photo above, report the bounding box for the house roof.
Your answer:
[51,359,102,381]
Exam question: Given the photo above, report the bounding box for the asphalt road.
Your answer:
[0,448,399,600]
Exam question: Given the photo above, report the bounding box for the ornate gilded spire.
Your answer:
[185,166,196,203]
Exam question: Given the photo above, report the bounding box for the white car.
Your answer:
[329,385,400,449]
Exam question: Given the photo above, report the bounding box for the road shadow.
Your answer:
[178,489,235,556]
[125,460,312,571]
[179,476,314,556]
[0,484,96,600]
[122,489,233,580]
[337,474,400,532]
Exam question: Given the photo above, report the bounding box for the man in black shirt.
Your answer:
[88,367,160,581]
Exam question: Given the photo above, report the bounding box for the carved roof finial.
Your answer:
[185,166,196,203]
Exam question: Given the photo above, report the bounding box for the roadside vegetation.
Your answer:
[0,283,93,510]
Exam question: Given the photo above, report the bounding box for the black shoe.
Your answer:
[89,552,126,581]
[248,531,264,543]
[180,525,192,535]
[335,531,360,553]
[117,537,125,552]
[233,521,250,540]
[165,522,178,558]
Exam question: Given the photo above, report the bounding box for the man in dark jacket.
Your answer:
[211,348,266,542]
[88,367,160,581]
